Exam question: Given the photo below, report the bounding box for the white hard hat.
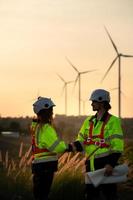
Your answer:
[89,89,110,102]
[33,97,56,114]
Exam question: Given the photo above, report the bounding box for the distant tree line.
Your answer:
[0,115,133,140]
[0,116,32,136]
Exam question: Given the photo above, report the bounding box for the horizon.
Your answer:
[0,113,133,119]
[0,0,133,118]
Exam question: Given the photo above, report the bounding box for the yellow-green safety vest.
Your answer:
[76,114,124,171]
[30,122,67,164]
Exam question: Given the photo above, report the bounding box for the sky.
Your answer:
[0,0,133,118]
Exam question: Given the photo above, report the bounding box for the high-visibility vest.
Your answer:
[30,121,67,164]
[83,113,111,148]
[76,113,124,171]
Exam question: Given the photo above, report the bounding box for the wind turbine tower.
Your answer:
[57,73,74,115]
[66,57,97,116]
[101,27,133,118]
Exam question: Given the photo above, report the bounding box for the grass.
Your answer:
[0,135,133,200]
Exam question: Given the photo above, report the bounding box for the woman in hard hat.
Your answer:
[30,97,69,200]
[70,89,124,200]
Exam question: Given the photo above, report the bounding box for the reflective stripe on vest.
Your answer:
[32,156,58,164]
[83,114,111,148]
[48,139,61,152]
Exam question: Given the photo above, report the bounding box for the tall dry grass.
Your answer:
[0,140,133,200]
[0,142,86,200]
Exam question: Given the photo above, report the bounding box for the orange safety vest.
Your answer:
[83,114,111,148]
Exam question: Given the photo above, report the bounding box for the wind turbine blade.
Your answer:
[110,87,118,91]
[67,80,75,84]
[74,75,79,87]
[121,54,133,58]
[65,57,79,73]
[56,73,66,83]
[101,56,118,82]
[121,91,126,98]
[104,26,119,55]
[80,69,98,74]
[72,75,79,93]
[110,88,126,98]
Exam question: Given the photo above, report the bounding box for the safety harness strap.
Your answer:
[84,113,111,148]
[30,124,50,155]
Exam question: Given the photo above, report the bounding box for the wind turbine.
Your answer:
[101,27,133,118]
[110,87,126,98]
[57,73,74,115]
[66,57,97,116]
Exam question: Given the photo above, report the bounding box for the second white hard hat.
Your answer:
[33,97,56,114]
[89,89,110,102]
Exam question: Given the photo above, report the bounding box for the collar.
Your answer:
[89,111,110,122]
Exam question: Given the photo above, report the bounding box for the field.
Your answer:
[0,135,133,200]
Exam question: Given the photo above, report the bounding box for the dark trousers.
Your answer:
[85,183,119,200]
[33,171,54,200]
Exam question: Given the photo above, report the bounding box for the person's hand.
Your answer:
[73,141,83,152]
[65,141,83,152]
[104,164,113,176]
[65,144,73,152]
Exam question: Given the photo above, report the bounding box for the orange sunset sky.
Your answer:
[0,0,133,118]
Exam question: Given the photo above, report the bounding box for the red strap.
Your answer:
[89,121,94,138]
[100,113,111,139]
[89,113,111,139]
[32,146,49,154]
[84,113,111,148]
[30,124,50,155]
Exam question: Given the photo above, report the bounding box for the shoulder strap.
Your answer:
[100,113,111,139]
[88,113,111,139]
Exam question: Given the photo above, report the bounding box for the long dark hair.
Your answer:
[103,101,111,111]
